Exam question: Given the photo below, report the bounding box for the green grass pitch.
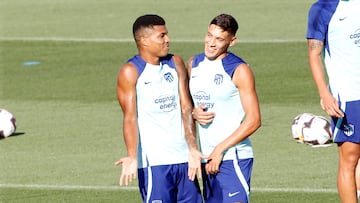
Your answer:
[1,0,340,202]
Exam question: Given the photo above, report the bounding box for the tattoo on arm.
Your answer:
[310,41,323,50]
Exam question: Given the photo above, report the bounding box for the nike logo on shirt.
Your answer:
[339,17,348,21]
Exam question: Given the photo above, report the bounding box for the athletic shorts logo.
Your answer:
[151,200,162,203]
[228,191,241,197]
[344,124,354,137]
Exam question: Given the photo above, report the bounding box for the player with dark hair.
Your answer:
[306,0,360,202]
[114,14,203,203]
[189,13,261,203]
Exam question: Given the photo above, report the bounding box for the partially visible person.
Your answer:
[306,0,360,202]
[357,160,360,198]
[188,13,261,203]
[114,14,203,203]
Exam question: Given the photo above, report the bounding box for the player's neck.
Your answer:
[138,52,161,65]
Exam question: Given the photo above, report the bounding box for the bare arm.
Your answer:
[307,39,344,118]
[175,55,197,150]
[206,63,261,174]
[114,63,139,186]
[176,55,205,180]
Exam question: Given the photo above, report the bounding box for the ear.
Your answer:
[141,36,150,46]
[229,36,237,47]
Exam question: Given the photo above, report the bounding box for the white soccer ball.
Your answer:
[291,113,332,145]
[0,108,17,138]
[291,113,315,143]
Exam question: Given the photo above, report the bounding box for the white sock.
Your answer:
[357,190,360,199]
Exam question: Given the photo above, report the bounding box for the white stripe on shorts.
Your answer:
[233,149,250,200]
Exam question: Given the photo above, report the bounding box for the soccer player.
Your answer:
[357,160,360,198]
[114,14,203,203]
[306,0,360,202]
[188,14,261,203]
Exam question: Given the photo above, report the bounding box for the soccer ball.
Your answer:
[291,113,315,142]
[0,108,17,138]
[291,113,332,145]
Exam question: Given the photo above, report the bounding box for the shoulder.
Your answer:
[307,1,338,40]
[127,55,146,70]
[119,61,137,72]
[163,54,185,70]
[234,63,252,75]
[222,53,247,77]
[307,0,339,26]
[309,0,338,11]
[191,53,206,68]
[232,63,255,88]
[186,56,195,67]
[159,54,181,69]
[117,60,139,84]
[185,56,195,76]
[121,55,147,77]
[170,55,188,78]
[171,54,185,66]
[223,52,246,65]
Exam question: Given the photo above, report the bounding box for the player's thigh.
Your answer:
[138,165,176,202]
[202,158,253,203]
[176,163,203,203]
[138,164,202,203]
[332,100,360,144]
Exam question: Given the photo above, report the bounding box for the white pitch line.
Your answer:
[0,183,135,191]
[0,37,135,43]
[0,37,306,43]
[253,187,337,193]
[0,183,337,193]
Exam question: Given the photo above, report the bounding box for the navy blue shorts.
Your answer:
[202,158,253,203]
[138,163,203,203]
[332,100,360,144]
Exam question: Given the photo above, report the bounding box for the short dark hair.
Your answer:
[132,14,166,39]
[210,14,238,36]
